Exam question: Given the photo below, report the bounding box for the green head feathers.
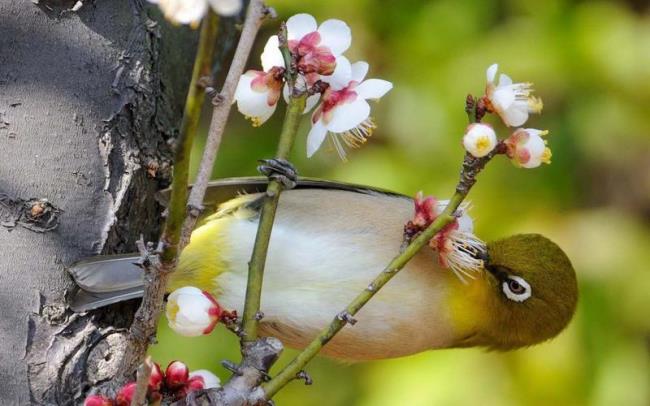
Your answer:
[470,234,578,350]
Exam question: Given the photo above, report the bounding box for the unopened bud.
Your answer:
[165,360,190,389]
[166,287,224,336]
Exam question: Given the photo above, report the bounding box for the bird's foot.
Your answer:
[257,158,298,189]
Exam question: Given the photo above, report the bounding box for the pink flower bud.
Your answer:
[188,369,221,391]
[165,360,190,389]
[148,361,164,395]
[84,395,113,406]
[114,382,136,406]
[413,192,437,228]
[166,287,224,337]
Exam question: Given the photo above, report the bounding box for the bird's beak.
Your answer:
[473,247,490,267]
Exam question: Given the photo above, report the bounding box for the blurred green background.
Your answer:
[151,0,650,404]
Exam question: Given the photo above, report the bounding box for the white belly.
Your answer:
[213,190,460,361]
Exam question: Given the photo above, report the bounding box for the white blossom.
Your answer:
[463,123,497,158]
[307,56,392,159]
[165,287,222,337]
[234,14,351,126]
[485,63,543,127]
[505,128,552,168]
[147,0,242,25]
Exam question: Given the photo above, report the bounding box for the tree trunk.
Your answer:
[0,1,197,403]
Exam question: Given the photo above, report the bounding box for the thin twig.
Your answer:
[180,0,270,248]
[131,356,153,406]
[240,32,306,344]
[118,13,221,381]
[163,11,220,262]
[259,149,501,400]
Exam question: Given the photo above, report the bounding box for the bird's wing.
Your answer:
[155,176,407,210]
[69,177,408,312]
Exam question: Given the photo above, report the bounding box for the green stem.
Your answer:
[161,12,220,263]
[241,94,307,343]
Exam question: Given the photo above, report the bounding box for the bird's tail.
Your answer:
[67,254,145,312]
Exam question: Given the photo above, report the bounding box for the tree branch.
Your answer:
[118,12,221,381]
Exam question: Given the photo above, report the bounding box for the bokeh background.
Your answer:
[151,0,650,404]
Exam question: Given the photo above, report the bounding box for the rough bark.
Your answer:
[0,0,196,403]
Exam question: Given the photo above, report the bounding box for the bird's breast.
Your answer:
[205,190,466,361]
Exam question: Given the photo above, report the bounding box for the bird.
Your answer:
[68,177,578,362]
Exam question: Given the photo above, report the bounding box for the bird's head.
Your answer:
[455,234,578,350]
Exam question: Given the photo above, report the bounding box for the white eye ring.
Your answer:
[502,275,532,302]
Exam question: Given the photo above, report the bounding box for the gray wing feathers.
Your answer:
[67,254,144,312]
[69,287,145,313]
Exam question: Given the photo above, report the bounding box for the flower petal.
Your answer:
[326,99,370,133]
[261,36,285,71]
[234,72,277,125]
[207,0,242,16]
[355,79,393,100]
[286,13,318,40]
[157,0,208,25]
[501,102,529,127]
[351,61,369,82]
[306,119,328,157]
[305,93,321,113]
[320,55,352,90]
[491,87,515,110]
[498,73,513,87]
[317,19,351,55]
[486,63,498,83]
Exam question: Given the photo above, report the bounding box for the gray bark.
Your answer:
[0,0,197,403]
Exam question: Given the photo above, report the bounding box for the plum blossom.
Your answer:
[406,193,486,283]
[504,128,552,168]
[307,56,392,159]
[165,360,190,389]
[463,123,497,158]
[165,287,224,336]
[234,14,351,126]
[147,0,242,25]
[484,63,543,127]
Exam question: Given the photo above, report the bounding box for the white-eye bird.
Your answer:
[69,177,578,361]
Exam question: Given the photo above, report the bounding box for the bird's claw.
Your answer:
[257,159,298,189]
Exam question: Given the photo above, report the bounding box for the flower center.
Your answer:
[290,31,336,75]
[320,84,358,119]
[475,135,492,154]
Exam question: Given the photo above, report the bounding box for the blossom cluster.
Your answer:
[84,361,220,405]
[234,13,393,159]
[462,64,551,169]
[405,193,486,282]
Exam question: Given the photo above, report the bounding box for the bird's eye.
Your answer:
[502,275,532,302]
